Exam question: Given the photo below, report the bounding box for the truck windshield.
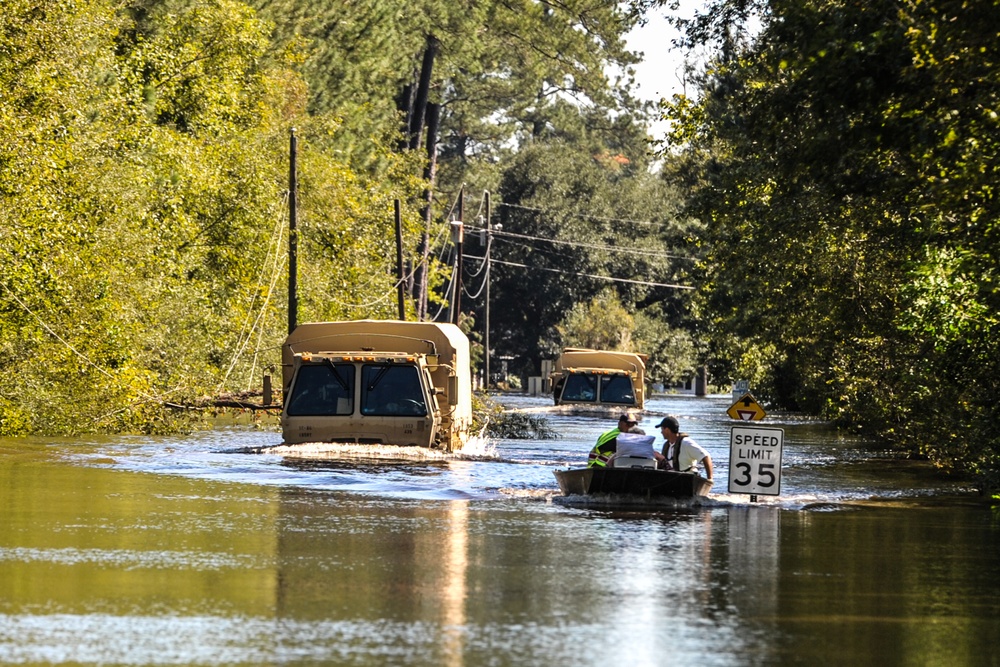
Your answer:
[561,373,597,402]
[600,375,636,405]
[286,363,355,416]
[361,364,428,416]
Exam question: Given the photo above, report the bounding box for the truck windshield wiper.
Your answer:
[323,359,351,392]
[367,364,392,391]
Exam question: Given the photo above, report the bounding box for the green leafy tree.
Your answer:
[252,0,651,163]
[662,0,1000,484]
[489,132,696,379]
[0,0,424,435]
[556,290,637,351]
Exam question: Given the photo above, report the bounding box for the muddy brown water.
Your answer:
[1,394,997,665]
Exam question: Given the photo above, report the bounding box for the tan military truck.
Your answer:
[549,348,647,410]
[280,320,472,450]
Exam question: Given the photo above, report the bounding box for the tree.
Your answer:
[662,0,1000,484]
[490,133,695,379]
[0,0,423,435]
[556,291,637,351]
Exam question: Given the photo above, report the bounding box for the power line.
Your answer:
[496,201,669,228]
[463,233,492,278]
[476,227,697,261]
[463,255,695,290]
[462,260,490,300]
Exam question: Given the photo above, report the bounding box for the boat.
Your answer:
[553,465,713,499]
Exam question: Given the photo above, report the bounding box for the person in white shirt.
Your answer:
[656,415,714,481]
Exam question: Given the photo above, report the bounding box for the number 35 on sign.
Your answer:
[728,425,784,496]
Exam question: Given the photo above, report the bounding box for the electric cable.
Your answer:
[463,255,695,290]
[465,225,696,261]
[496,201,670,228]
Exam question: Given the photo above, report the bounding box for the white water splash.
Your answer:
[262,442,450,461]
[260,432,500,463]
[453,432,498,460]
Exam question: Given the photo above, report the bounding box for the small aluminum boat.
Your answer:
[554,465,712,498]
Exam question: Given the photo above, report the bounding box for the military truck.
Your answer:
[280,320,472,450]
[549,348,647,410]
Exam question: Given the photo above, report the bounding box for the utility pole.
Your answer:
[394,199,405,320]
[450,188,464,325]
[288,128,298,335]
[484,191,491,389]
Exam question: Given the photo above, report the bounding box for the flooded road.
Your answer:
[1,394,998,665]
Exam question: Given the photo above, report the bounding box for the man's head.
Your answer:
[618,411,639,429]
[656,416,680,435]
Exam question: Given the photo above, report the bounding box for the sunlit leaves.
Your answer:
[556,291,637,352]
[668,0,1000,482]
[0,0,425,435]
[123,0,273,133]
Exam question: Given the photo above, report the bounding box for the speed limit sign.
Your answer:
[728,425,784,496]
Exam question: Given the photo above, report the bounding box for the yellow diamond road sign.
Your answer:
[727,393,766,421]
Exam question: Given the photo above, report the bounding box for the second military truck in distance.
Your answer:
[549,347,647,411]
[280,320,472,451]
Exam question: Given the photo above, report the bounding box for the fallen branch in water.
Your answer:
[165,391,283,412]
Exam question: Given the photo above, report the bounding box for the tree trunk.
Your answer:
[408,35,438,151]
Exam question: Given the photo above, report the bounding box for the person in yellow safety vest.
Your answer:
[588,412,640,468]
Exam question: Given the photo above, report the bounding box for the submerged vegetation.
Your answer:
[470,393,557,440]
[485,411,559,441]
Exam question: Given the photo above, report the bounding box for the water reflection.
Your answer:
[728,506,781,617]
[443,501,469,666]
[1,395,998,666]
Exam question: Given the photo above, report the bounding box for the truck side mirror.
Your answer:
[448,376,458,406]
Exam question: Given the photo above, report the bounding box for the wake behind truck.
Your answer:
[280,320,472,450]
[549,348,647,410]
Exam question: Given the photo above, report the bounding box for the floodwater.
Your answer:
[1,393,998,666]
